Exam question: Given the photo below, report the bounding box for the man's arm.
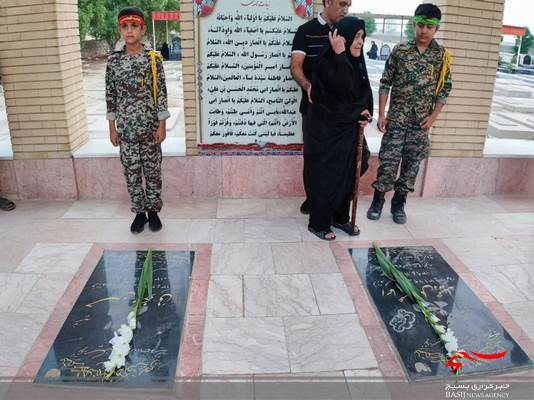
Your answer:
[377,46,397,133]
[290,25,313,103]
[290,53,312,102]
[421,49,453,130]
[155,56,169,144]
[156,56,170,121]
[105,59,120,146]
[377,93,389,133]
[105,60,116,121]
[156,119,166,144]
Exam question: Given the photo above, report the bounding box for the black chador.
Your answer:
[304,17,373,235]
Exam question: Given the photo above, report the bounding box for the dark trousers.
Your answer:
[301,115,309,199]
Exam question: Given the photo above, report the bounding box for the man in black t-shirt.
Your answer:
[291,0,352,214]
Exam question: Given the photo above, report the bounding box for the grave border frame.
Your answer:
[15,243,212,382]
[331,239,534,381]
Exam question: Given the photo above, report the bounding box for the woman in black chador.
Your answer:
[305,16,373,241]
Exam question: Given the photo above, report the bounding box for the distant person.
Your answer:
[291,0,352,215]
[161,42,170,60]
[106,6,170,233]
[367,40,378,59]
[367,3,452,224]
[524,54,531,65]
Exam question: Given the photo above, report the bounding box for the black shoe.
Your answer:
[300,199,310,215]
[308,226,336,241]
[148,211,162,232]
[391,191,407,224]
[367,189,385,220]
[333,221,360,236]
[130,212,147,234]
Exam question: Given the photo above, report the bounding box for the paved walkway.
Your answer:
[0,194,533,398]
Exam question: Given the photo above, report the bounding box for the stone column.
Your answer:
[179,0,198,156]
[431,0,504,157]
[0,0,87,160]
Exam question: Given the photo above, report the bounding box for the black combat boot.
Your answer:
[367,189,385,220]
[130,212,147,233]
[391,191,407,224]
[148,211,162,232]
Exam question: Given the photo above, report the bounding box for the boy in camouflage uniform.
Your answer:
[106,7,170,233]
[367,3,452,224]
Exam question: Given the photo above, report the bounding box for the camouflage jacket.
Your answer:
[106,47,170,142]
[379,39,452,125]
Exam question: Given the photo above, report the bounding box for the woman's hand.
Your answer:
[358,109,371,127]
[328,29,346,55]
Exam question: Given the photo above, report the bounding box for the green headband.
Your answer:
[414,15,440,26]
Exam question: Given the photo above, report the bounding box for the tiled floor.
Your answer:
[0,194,533,390]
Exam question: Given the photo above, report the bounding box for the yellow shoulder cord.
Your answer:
[149,50,163,107]
[436,48,452,96]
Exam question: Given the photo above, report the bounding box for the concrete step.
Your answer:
[488,113,534,140]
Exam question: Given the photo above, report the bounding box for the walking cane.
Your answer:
[350,124,366,232]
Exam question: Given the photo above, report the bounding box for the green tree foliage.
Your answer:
[519,27,533,54]
[360,12,376,37]
[404,17,415,41]
[78,0,180,49]
[78,0,107,44]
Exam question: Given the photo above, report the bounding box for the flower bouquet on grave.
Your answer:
[372,243,464,375]
[104,249,154,378]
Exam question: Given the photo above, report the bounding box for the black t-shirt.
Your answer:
[291,17,331,114]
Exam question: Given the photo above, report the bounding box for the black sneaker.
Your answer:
[391,191,407,224]
[367,189,385,220]
[130,212,147,234]
[148,211,162,232]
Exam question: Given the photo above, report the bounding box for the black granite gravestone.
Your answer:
[350,246,532,381]
[35,250,194,389]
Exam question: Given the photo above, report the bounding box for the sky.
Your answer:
[349,0,534,31]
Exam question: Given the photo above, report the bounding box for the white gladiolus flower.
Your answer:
[117,324,134,342]
[109,332,129,347]
[127,311,135,322]
[104,250,155,377]
[431,315,440,323]
[435,324,445,335]
[106,324,132,376]
[440,329,459,356]
[103,360,116,373]
[109,352,126,369]
[110,340,130,357]
[127,311,137,330]
[445,340,459,355]
[441,329,455,343]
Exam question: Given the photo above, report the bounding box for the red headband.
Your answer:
[119,15,145,26]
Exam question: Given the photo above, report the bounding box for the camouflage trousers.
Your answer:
[120,140,162,213]
[372,119,430,194]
